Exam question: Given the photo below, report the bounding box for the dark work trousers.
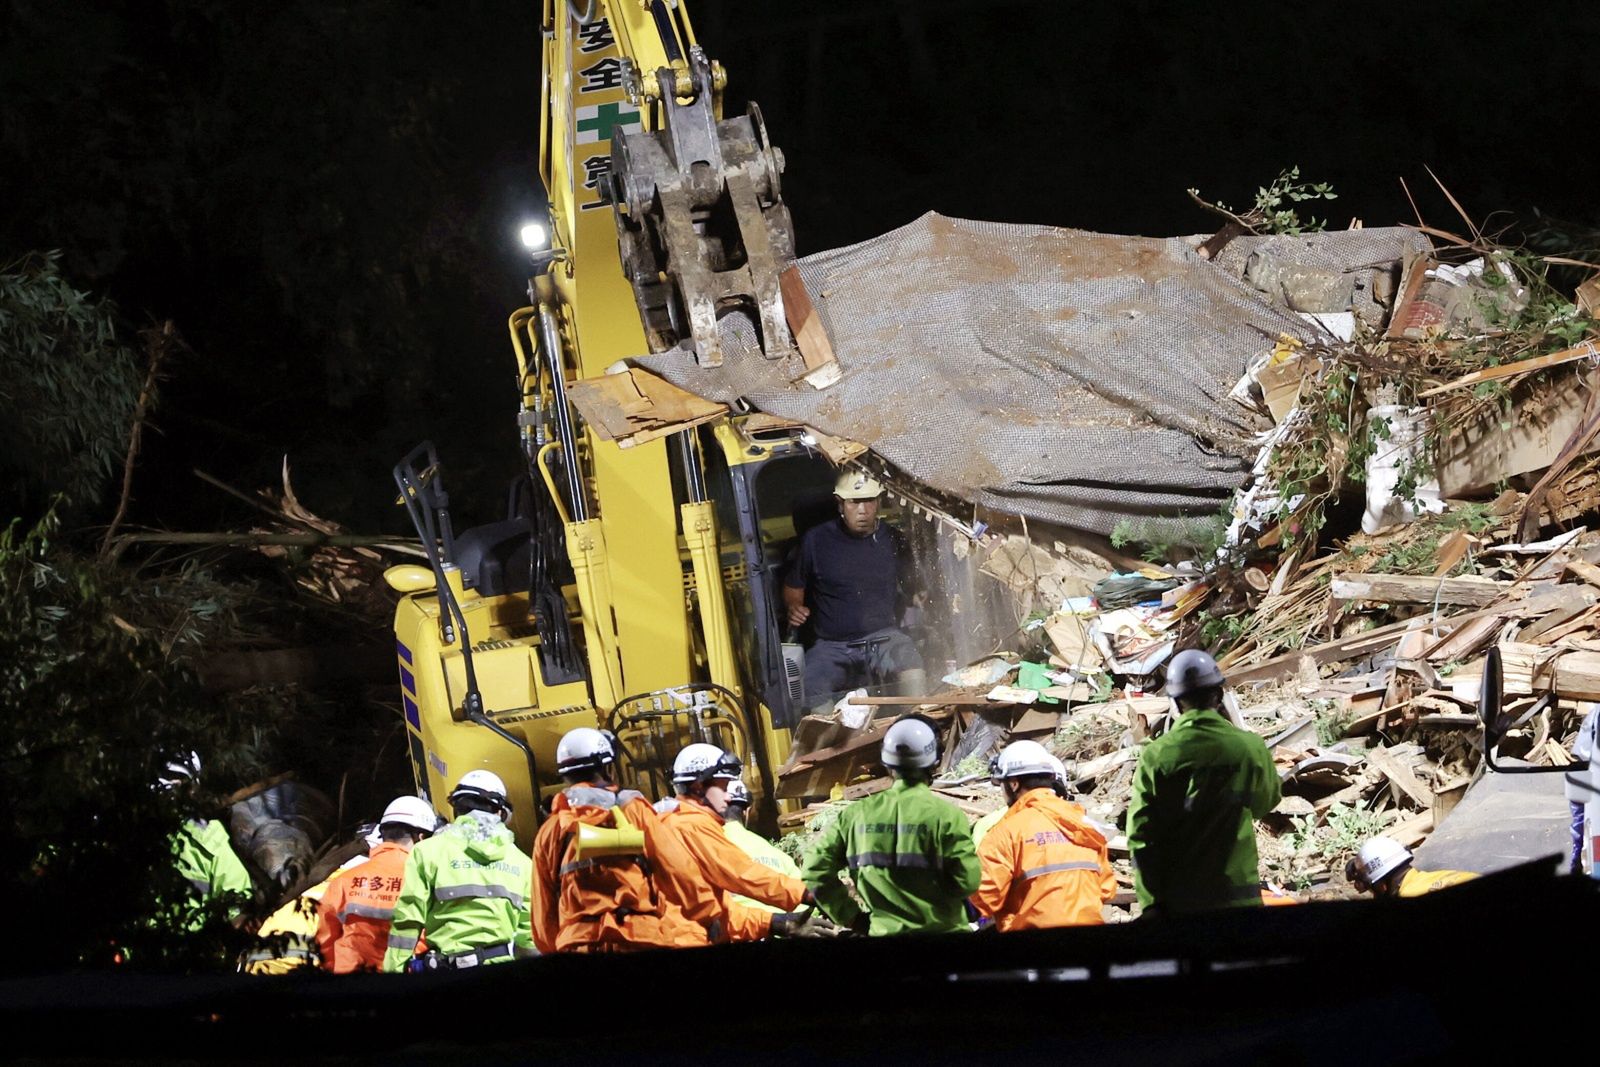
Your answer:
[802,627,922,708]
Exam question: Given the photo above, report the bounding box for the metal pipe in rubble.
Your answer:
[537,301,589,523]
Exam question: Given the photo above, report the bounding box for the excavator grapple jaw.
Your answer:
[609,46,798,370]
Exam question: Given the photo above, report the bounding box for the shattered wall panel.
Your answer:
[639,213,1424,537]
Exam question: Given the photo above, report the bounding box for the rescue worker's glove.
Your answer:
[771,910,844,939]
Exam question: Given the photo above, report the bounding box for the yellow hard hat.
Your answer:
[833,470,883,500]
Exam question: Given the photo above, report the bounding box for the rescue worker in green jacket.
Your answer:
[171,818,255,928]
[381,771,535,972]
[802,715,981,935]
[161,753,254,929]
[717,779,797,914]
[1126,650,1281,916]
[722,779,803,888]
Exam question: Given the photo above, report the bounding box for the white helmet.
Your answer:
[833,469,884,500]
[1166,649,1226,699]
[1048,755,1071,793]
[556,727,618,776]
[881,716,939,770]
[157,751,201,790]
[450,769,512,821]
[378,795,440,836]
[993,740,1056,781]
[1357,837,1413,885]
[672,743,744,787]
[724,779,752,808]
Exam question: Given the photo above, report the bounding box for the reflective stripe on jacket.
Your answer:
[379,812,533,972]
[1126,708,1281,914]
[531,783,719,953]
[801,778,981,935]
[318,843,410,973]
[973,788,1115,930]
[663,796,807,940]
[723,821,802,915]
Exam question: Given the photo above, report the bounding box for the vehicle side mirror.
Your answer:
[1478,645,1504,748]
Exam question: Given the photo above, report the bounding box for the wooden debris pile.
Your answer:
[774,233,1600,907]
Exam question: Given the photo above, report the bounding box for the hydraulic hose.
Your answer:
[537,302,588,522]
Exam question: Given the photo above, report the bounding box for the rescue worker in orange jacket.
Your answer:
[531,728,723,953]
[972,740,1116,930]
[658,744,837,940]
[316,796,439,973]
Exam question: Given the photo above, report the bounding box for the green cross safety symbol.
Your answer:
[575,101,640,145]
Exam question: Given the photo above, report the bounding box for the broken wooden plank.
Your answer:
[1073,747,1140,782]
[781,726,889,774]
[1313,777,1374,813]
[1389,811,1435,849]
[566,366,727,447]
[1528,604,1600,646]
[1330,572,1518,608]
[779,265,843,389]
[1416,713,1479,728]
[1234,589,1592,687]
[1417,340,1600,398]
[223,771,297,807]
[853,693,1018,707]
[1545,650,1600,701]
[1366,747,1435,810]
[1009,708,1063,736]
[1519,597,1595,643]
[1433,529,1471,576]
[842,776,893,801]
[1424,614,1504,663]
[1567,557,1600,590]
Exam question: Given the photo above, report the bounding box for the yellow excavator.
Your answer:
[384,0,856,846]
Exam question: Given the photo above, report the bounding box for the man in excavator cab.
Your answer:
[784,470,926,712]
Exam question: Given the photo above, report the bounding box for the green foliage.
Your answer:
[1279,802,1391,889]
[1,512,257,970]
[0,252,141,517]
[1197,610,1247,654]
[1246,167,1339,235]
[953,751,992,778]
[1110,505,1231,564]
[1312,699,1355,746]
[776,803,844,863]
[1358,504,1498,576]
[1191,166,1338,236]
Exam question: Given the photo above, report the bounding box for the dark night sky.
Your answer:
[3,0,1595,534]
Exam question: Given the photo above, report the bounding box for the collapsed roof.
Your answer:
[639,212,1427,537]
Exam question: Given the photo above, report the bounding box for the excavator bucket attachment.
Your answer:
[610,46,798,371]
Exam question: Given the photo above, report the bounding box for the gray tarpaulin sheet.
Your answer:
[640,213,1427,537]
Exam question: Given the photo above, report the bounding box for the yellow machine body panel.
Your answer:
[389,1,818,848]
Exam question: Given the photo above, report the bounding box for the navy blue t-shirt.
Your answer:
[785,519,906,642]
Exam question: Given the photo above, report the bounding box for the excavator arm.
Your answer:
[542,0,798,371]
